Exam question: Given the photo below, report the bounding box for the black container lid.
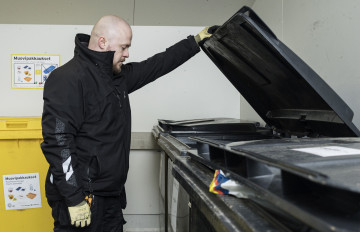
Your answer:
[201,6,360,137]
[157,118,259,133]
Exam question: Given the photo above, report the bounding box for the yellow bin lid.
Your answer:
[0,117,42,139]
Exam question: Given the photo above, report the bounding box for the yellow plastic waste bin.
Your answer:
[0,117,53,232]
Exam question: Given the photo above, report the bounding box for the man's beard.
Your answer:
[113,64,122,74]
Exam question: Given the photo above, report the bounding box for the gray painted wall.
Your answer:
[0,0,255,26]
[247,0,360,130]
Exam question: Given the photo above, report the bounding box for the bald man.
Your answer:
[41,15,216,232]
[88,16,132,74]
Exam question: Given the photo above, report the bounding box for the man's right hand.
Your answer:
[68,200,91,227]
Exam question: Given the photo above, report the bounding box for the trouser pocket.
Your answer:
[48,200,71,228]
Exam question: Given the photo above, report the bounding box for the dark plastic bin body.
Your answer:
[153,6,360,232]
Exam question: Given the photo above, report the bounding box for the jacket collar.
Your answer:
[74,33,115,77]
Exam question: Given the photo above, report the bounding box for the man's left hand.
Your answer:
[194,25,220,45]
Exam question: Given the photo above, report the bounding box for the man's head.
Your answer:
[88,15,132,74]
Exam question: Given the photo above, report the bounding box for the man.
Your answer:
[41,15,216,231]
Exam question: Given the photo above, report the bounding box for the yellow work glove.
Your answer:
[194,25,220,45]
[68,200,91,227]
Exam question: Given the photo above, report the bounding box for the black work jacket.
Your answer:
[41,33,200,206]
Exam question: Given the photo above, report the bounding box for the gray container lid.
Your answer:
[201,6,360,137]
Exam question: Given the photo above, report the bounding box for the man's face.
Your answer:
[109,29,132,74]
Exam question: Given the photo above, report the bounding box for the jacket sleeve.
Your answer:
[124,35,200,94]
[41,68,85,206]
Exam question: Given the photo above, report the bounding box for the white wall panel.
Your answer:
[128,26,240,132]
[0,25,240,131]
[123,150,161,230]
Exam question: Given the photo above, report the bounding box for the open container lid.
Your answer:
[201,6,360,137]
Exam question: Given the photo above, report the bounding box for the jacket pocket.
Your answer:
[91,143,127,191]
[88,155,101,181]
[85,88,114,122]
[86,101,101,122]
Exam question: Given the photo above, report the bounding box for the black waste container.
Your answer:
[153,6,360,232]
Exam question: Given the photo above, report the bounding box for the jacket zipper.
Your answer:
[87,167,93,194]
[114,88,122,108]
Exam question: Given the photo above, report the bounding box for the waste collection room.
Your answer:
[1,0,360,232]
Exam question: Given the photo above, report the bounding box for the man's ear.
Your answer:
[98,36,107,50]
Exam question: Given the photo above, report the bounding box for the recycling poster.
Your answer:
[11,54,60,89]
[3,173,42,210]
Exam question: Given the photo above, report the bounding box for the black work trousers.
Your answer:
[49,195,126,232]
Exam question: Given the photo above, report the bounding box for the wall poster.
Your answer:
[11,54,60,89]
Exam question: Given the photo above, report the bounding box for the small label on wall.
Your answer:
[3,173,42,210]
[11,54,60,89]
